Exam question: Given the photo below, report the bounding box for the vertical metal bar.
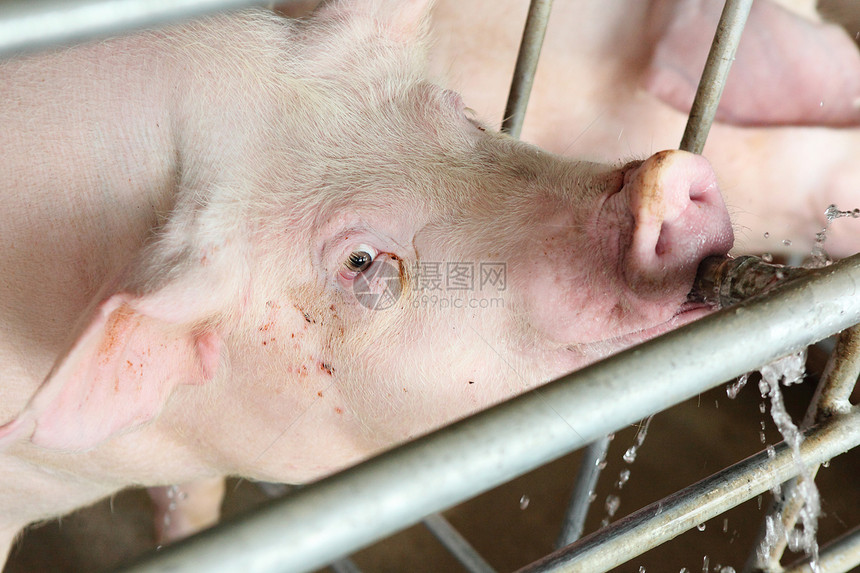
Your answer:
[679,0,754,154]
[423,514,497,573]
[744,327,860,572]
[807,326,860,421]
[500,0,553,138]
[555,435,611,547]
[516,408,860,573]
[330,558,363,573]
[0,0,268,59]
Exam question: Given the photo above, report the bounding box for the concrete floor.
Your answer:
[4,349,859,573]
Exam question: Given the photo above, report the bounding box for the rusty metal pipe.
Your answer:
[690,254,808,307]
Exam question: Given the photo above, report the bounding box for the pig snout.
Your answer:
[619,150,733,299]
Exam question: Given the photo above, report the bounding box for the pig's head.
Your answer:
[0,1,732,483]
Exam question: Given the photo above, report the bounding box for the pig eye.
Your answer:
[344,247,377,273]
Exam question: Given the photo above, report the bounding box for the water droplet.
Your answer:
[759,402,767,414]
[726,373,749,399]
[782,239,792,246]
[617,469,631,489]
[680,568,690,573]
[766,445,776,459]
[819,101,824,108]
[721,568,736,573]
[722,518,729,533]
[605,494,620,518]
[853,208,860,218]
[703,555,710,572]
[623,446,637,463]
[519,494,530,510]
[639,567,646,573]
[697,523,707,531]
[757,495,763,509]
[822,460,830,468]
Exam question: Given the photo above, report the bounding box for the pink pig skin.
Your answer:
[429,0,860,258]
[0,1,732,562]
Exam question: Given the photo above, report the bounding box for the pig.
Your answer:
[429,0,860,259]
[0,0,733,564]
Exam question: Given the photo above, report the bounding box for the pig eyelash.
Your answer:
[343,245,378,274]
[463,109,486,132]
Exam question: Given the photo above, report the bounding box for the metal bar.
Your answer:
[808,326,860,421]
[330,558,363,573]
[744,326,860,572]
[423,514,496,573]
[783,525,860,573]
[500,0,553,138]
[0,0,268,59]
[517,407,860,573]
[114,254,860,573]
[679,0,754,154]
[743,467,822,573]
[556,436,611,547]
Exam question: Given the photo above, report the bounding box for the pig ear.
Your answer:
[644,0,860,126]
[315,0,433,42]
[0,293,221,452]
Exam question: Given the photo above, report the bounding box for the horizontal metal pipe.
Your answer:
[0,0,267,59]
[115,254,860,573]
[518,407,860,573]
[679,0,754,154]
[784,525,860,573]
[501,0,554,138]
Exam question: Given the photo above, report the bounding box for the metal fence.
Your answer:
[3,1,859,572]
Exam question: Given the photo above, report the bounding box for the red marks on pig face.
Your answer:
[293,302,316,325]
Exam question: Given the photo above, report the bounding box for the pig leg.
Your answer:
[147,477,226,545]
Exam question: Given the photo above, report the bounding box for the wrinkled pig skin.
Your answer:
[429,0,860,258]
[0,1,733,562]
